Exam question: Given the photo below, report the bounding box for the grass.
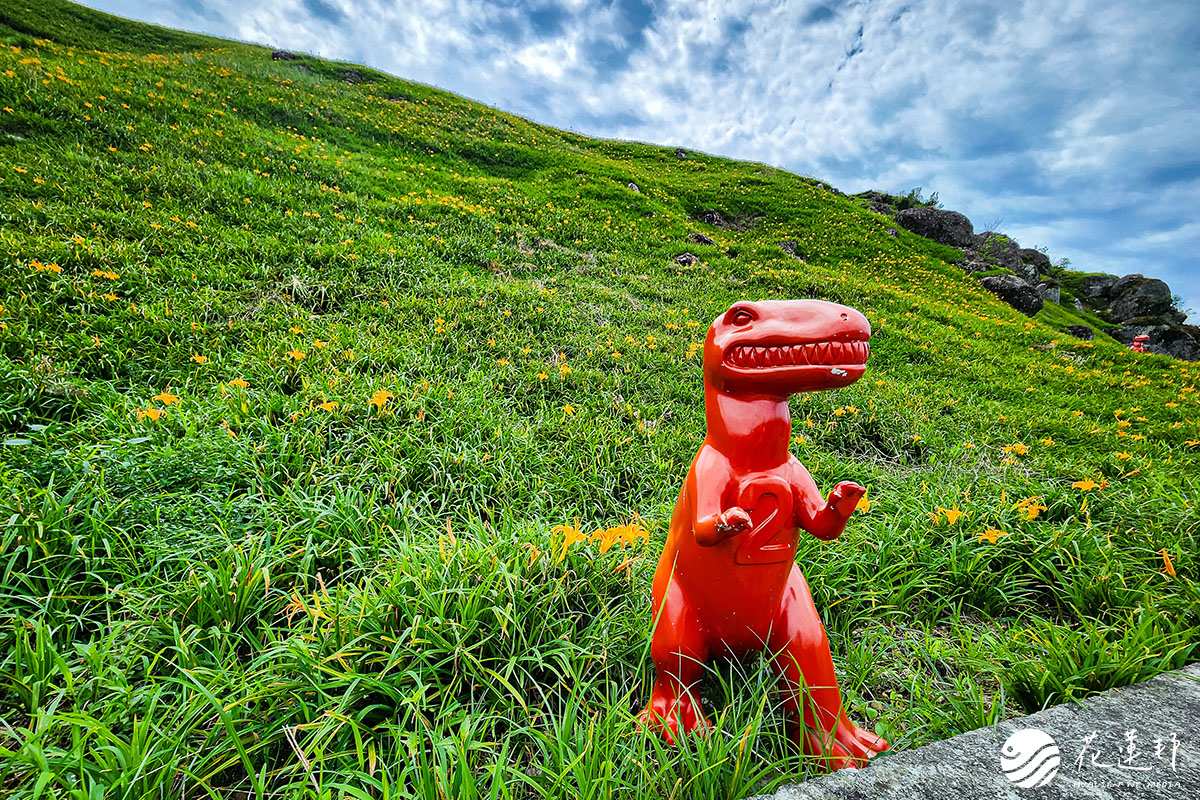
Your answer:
[0,1,1198,797]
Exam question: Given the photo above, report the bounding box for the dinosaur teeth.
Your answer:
[726,339,869,368]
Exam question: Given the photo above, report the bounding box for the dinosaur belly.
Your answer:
[659,499,800,652]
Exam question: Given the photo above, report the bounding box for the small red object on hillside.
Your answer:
[639,299,889,771]
[1130,335,1150,353]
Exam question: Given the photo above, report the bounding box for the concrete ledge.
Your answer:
[751,663,1200,799]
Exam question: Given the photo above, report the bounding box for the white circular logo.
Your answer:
[1001,728,1060,788]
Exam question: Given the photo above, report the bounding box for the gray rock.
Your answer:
[886,228,898,237]
[1109,273,1145,299]
[1111,321,1200,360]
[627,182,640,193]
[959,257,992,273]
[1109,277,1173,322]
[895,207,976,248]
[979,275,1044,316]
[1080,274,1118,299]
[1065,325,1094,340]
[1074,298,1085,311]
[674,148,688,159]
[687,231,716,246]
[698,208,731,228]
[868,202,894,216]
[674,252,699,267]
[975,233,1033,282]
[778,241,804,260]
[1037,280,1061,304]
[336,68,369,83]
[1020,248,1054,276]
[272,49,299,61]
[750,663,1200,800]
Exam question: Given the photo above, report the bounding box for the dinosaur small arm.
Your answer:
[639,298,889,771]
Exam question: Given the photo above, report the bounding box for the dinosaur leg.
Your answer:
[769,566,889,771]
[638,576,711,745]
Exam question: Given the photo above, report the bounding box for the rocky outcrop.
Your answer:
[1037,280,1060,304]
[852,188,1194,358]
[979,275,1043,316]
[673,252,699,267]
[272,49,299,60]
[894,207,976,248]
[1111,320,1200,361]
[1108,276,1173,322]
[1019,248,1053,276]
[686,231,715,246]
[1080,274,1117,299]
[1064,272,1193,358]
[975,233,1031,282]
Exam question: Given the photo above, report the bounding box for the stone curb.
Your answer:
[750,663,1200,799]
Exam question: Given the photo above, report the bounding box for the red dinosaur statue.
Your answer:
[639,298,889,771]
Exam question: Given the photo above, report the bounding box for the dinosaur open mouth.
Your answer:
[725,340,869,368]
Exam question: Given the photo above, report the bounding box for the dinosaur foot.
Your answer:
[801,714,889,772]
[638,687,712,746]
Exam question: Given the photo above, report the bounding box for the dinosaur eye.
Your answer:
[730,308,754,326]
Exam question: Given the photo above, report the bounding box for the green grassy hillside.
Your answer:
[0,2,1197,797]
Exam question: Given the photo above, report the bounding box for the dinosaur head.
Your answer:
[703,299,871,396]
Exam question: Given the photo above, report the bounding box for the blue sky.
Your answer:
[87,0,1200,315]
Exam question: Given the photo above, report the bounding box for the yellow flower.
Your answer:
[136,407,163,421]
[978,528,1006,544]
[1161,548,1176,578]
[1114,451,1132,460]
[553,523,587,561]
[190,354,208,364]
[313,340,327,349]
[1072,478,1101,492]
[592,526,622,554]
[538,371,548,381]
[287,349,306,361]
[290,326,303,334]
[1013,497,1046,521]
[317,401,338,412]
[368,389,393,411]
[229,378,249,389]
[940,506,965,525]
[562,405,575,417]
[1040,437,1054,446]
[153,391,180,406]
